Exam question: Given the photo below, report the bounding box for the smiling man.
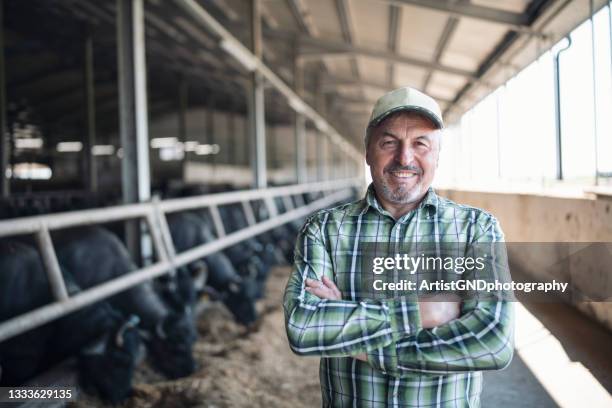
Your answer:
[283,87,514,407]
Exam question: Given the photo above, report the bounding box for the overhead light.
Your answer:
[56,141,83,152]
[15,138,43,149]
[10,162,52,180]
[195,144,220,155]
[150,137,178,148]
[159,144,185,161]
[184,141,199,152]
[220,39,258,71]
[195,145,212,155]
[92,145,115,156]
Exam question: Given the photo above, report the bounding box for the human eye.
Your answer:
[415,139,430,148]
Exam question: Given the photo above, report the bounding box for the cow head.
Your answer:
[222,275,258,327]
[148,310,197,379]
[78,315,142,404]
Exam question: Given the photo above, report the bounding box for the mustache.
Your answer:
[384,164,423,175]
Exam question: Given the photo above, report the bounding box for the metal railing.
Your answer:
[0,179,361,342]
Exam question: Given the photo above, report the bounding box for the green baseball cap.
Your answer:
[367,87,444,130]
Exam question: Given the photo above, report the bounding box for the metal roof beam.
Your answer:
[335,0,360,79]
[321,76,392,92]
[443,0,560,118]
[285,0,312,34]
[381,0,530,28]
[298,37,476,79]
[387,4,401,86]
[422,15,459,91]
[172,0,363,160]
[321,75,453,104]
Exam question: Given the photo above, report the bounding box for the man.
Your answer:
[283,87,514,407]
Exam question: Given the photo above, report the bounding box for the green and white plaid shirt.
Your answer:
[283,184,514,407]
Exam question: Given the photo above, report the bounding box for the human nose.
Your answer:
[395,141,415,166]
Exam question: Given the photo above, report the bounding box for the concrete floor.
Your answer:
[482,299,612,407]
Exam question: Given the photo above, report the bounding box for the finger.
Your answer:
[306,278,322,288]
[322,276,342,299]
[326,278,342,299]
[306,286,334,300]
[321,275,334,287]
[353,353,368,362]
[305,286,320,296]
[306,278,324,285]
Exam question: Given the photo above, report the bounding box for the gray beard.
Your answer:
[379,178,422,204]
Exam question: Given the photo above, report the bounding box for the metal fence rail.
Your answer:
[0,179,361,342]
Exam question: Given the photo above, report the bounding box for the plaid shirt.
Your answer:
[283,184,514,407]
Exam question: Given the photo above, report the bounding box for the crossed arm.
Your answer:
[283,217,514,377]
[304,276,461,362]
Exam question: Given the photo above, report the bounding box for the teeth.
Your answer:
[391,172,416,178]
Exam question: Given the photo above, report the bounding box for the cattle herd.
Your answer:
[0,188,356,404]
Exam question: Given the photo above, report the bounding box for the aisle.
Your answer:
[482,301,612,407]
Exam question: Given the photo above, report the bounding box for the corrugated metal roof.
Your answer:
[10,0,608,149]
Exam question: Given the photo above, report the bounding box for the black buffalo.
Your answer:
[167,212,258,326]
[54,226,197,379]
[0,240,142,404]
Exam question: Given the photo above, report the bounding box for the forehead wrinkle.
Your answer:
[378,126,436,142]
[381,130,399,138]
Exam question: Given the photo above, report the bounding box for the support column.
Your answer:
[269,124,278,172]
[330,143,337,180]
[343,148,349,180]
[117,0,150,203]
[589,0,599,185]
[315,79,326,182]
[227,107,236,167]
[294,56,306,184]
[117,0,151,262]
[247,0,266,188]
[205,96,215,165]
[0,0,8,198]
[177,77,187,179]
[322,135,330,181]
[553,37,571,181]
[83,33,97,192]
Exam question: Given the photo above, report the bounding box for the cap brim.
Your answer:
[368,105,444,129]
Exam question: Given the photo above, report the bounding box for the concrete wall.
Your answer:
[437,189,612,332]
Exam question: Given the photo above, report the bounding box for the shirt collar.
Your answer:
[353,183,439,219]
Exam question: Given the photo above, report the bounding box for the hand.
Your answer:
[305,276,341,300]
[355,294,461,362]
[418,294,461,328]
[352,295,462,363]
